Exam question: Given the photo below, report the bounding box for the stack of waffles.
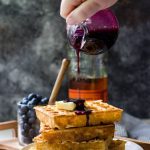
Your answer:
[32,100,125,150]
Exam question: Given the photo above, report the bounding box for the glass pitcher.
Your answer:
[67,8,119,55]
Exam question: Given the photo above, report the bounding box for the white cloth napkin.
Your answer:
[115,112,150,142]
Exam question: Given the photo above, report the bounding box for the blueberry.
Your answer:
[20,122,24,129]
[36,94,42,101]
[40,97,49,105]
[18,110,25,116]
[27,101,34,109]
[29,129,36,138]
[28,93,37,101]
[18,118,28,127]
[23,123,30,130]
[21,115,28,122]
[21,129,28,136]
[27,110,36,118]
[20,105,28,114]
[28,105,34,109]
[22,136,32,144]
[76,105,85,111]
[28,117,36,124]
[31,98,39,105]
[38,101,43,105]
[31,124,35,128]
[21,119,28,124]
[21,97,29,104]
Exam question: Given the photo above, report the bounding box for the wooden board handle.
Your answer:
[48,59,70,105]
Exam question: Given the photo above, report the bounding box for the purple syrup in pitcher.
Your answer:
[67,9,119,55]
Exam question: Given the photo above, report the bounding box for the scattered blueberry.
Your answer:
[28,93,37,101]
[40,97,49,105]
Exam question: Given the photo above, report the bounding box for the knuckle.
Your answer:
[72,0,83,5]
[60,8,67,18]
[60,12,67,18]
[60,11,64,17]
[94,0,117,8]
[78,9,88,19]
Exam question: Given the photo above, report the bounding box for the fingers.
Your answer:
[66,0,100,25]
[60,0,84,18]
[66,0,118,25]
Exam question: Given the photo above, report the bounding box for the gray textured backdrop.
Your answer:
[0,0,149,121]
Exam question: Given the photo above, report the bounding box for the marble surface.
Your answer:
[0,0,67,121]
[109,0,150,118]
[0,0,149,121]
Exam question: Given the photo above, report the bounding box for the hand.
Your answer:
[60,0,118,25]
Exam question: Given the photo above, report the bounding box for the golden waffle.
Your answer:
[109,139,126,150]
[40,123,115,143]
[35,100,123,129]
[34,134,107,150]
[33,135,125,150]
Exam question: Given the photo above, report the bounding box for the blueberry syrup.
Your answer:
[64,98,92,126]
[67,9,119,82]
[70,27,118,55]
